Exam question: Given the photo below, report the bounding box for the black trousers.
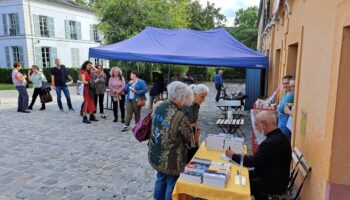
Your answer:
[215,84,222,102]
[94,94,104,114]
[111,95,125,120]
[29,88,45,108]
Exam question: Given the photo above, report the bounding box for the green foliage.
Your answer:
[93,0,226,44]
[0,83,16,90]
[229,6,259,50]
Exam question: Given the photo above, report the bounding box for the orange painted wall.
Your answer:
[258,0,350,199]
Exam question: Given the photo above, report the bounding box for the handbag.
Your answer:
[41,81,51,91]
[132,111,152,142]
[76,80,84,95]
[137,98,146,107]
[40,90,53,103]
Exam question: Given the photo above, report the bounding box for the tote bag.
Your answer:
[132,111,152,142]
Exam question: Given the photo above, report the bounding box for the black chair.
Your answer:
[267,150,312,200]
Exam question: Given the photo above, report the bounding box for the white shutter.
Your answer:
[5,46,11,67]
[34,47,43,67]
[33,14,40,36]
[18,46,24,65]
[2,14,8,35]
[90,24,94,41]
[76,21,81,40]
[15,13,19,35]
[48,17,55,37]
[50,47,57,67]
[65,20,70,39]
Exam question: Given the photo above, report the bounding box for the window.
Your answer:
[2,13,19,35]
[12,46,20,63]
[69,21,78,39]
[34,47,56,67]
[33,15,54,37]
[41,47,51,68]
[65,20,81,40]
[39,16,49,37]
[94,58,101,65]
[5,46,24,67]
[92,25,100,41]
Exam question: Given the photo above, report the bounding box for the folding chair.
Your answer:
[267,154,312,200]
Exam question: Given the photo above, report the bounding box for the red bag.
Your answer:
[132,111,152,142]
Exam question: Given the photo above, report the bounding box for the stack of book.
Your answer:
[205,133,226,151]
[224,137,244,153]
[180,157,211,183]
[203,161,231,188]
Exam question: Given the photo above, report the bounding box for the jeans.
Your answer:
[55,85,73,109]
[154,172,179,200]
[16,86,29,111]
[278,113,291,140]
[215,84,222,102]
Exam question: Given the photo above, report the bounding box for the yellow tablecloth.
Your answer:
[172,143,251,200]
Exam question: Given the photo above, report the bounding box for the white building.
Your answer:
[0,0,103,68]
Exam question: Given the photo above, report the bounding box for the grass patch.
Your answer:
[0,83,16,90]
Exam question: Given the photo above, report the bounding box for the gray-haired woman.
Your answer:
[181,84,209,161]
[148,81,195,200]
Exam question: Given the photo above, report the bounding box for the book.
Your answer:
[203,169,229,188]
[192,157,211,165]
[180,171,202,183]
[184,161,210,174]
[224,137,244,153]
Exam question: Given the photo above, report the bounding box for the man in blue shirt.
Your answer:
[277,75,294,140]
[214,70,223,102]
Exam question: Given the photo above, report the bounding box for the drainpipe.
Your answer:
[28,0,35,66]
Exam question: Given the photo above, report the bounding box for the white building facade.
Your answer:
[0,0,103,68]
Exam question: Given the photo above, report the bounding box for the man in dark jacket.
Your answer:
[225,111,292,200]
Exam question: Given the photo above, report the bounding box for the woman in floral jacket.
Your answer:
[148,81,195,200]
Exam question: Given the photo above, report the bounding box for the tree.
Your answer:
[230,6,259,50]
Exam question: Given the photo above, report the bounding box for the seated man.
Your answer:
[225,111,292,200]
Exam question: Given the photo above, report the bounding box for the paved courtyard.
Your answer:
[0,82,252,200]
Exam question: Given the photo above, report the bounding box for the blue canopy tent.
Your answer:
[89,27,268,68]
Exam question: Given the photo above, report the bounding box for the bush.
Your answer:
[0,67,81,83]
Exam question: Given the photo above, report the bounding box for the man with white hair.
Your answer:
[214,70,223,102]
[225,111,292,200]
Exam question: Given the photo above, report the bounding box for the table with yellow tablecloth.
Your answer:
[172,142,251,200]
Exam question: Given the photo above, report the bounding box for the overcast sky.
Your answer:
[198,0,260,26]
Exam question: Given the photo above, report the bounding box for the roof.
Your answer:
[35,0,92,12]
[89,27,268,68]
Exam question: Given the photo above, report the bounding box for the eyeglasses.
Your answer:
[282,82,289,85]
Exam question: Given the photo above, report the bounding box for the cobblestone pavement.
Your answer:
[0,82,252,200]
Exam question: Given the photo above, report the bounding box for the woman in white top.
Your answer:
[28,65,48,110]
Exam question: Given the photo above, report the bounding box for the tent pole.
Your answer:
[168,64,171,84]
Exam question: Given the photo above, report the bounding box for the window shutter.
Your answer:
[18,46,24,65]
[76,22,82,40]
[33,14,40,36]
[34,47,43,67]
[71,48,80,67]
[50,47,57,67]
[90,24,93,41]
[65,20,70,39]
[2,14,8,35]
[15,13,19,35]
[48,17,55,37]
[5,46,11,67]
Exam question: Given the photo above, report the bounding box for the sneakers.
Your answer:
[121,126,129,132]
[59,108,64,112]
[101,114,107,119]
